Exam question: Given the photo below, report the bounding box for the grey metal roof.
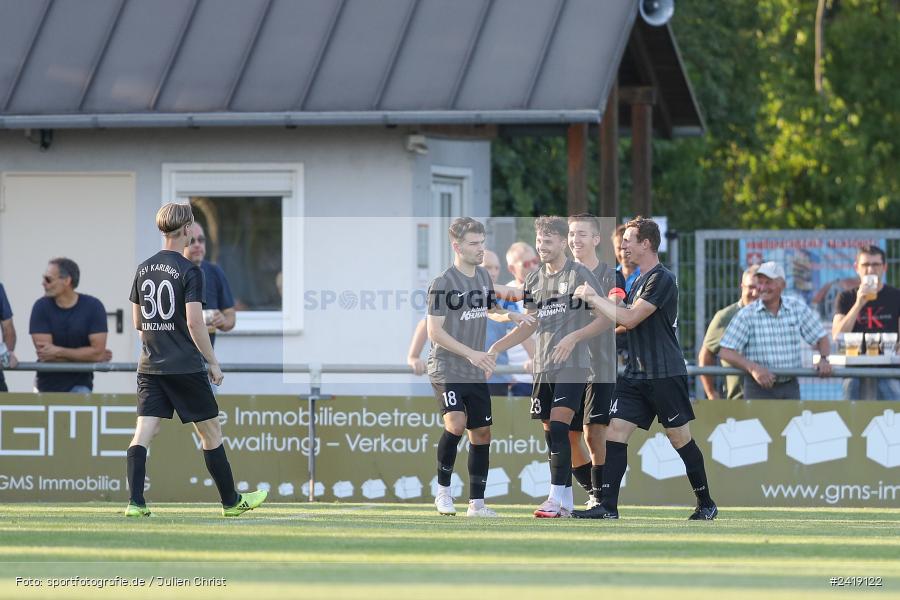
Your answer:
[0,0,640,129]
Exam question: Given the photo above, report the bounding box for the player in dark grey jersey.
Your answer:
[428,217,532,517]
[573,216,717,520]
[489,216,609,518]
[123,203,267,518]
[568,214,617,508]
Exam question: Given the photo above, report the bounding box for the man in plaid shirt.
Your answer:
[719,261,832,399]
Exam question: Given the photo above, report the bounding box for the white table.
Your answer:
[815,353,899,398]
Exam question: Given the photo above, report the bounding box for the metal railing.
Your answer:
[5,362,899,501]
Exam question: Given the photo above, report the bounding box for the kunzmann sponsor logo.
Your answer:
[460,307,488,321]
[538,304,567,318]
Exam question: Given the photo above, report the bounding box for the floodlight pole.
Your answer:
[307,363,322,502]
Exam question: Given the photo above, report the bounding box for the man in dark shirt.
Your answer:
[123,203,266,518]
[832,245,900,400]
[183,222,236,346]
[29,258,111,393]
[568,214,617,508]
[489,216,608,518]
[573,216,717,521]
[427,217,530,517]
[0,283,18,392]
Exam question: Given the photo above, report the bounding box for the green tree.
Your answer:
[492,0,900,231]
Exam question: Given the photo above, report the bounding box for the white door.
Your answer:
[429,177,465,278]
[0,173,136,393]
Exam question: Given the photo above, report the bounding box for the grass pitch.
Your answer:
[1,503,898,599]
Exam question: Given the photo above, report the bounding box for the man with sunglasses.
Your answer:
[183,222,236,346]
[833,245,900,400]
[29,258,111,393]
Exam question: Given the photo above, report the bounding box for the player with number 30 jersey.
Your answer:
[123,203,267,520]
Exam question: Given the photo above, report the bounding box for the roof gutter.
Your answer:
[0,109,602,130]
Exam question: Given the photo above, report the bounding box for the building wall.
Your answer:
[0,127,490,396]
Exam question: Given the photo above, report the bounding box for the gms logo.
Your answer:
[304,289,429,311]
[0,404,136,457]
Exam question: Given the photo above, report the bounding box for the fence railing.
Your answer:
[5,362,899,501]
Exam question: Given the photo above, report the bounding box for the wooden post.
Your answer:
[599,82,618,218]
[567,123,588,216]
[631,101,653,218]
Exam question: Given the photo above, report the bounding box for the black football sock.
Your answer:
[437,430,462,487]
[676,439,714,507]
[602,441,628,513]
[203,444,239,507]
[591,464,605,502]
[544,428,552,461]
[549,421,572,486]
[126,445,147,506]
[468,443,490,500]
[572,462,593,494]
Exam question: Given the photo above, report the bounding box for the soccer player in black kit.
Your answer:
[428,217,531,517]
[489,216,610,518]
[573,217,717,520]
[567,214,617,508]
[123,203,267,518]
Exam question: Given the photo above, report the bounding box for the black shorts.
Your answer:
[583,381,616,426]
[431,380,493,430]
[530,368,589,424]
[137,372,219,424]
[610,375,694,430]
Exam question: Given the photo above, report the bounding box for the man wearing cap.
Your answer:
[698,265,759,400]
[718,261,832,400]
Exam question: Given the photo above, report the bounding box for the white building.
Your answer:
[0,1,700,396]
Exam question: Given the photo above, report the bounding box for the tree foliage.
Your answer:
[492,0,900,231]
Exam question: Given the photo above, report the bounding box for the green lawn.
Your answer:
[1,503,898,599]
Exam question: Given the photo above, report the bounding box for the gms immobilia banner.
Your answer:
[0,393,897,508]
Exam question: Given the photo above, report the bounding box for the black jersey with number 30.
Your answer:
[129,250,206,375]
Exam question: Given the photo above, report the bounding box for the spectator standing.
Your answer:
[482,250,522,396]
[613,224,640,293]
[832,245,900,400]
[0,282,18,391]
[719,262,832,400]
[698,265,759,399]
[183,222,236,346]
[503,242,538,396]
[29,258,111,393]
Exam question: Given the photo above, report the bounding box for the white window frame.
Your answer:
[161,163,304,334]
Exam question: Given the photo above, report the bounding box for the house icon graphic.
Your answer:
[430,473,464,498]
[519,460,550,498]
[782,410,851,465]
[862,409,900,468]
[301,481,325,497]
[485,467,511,498]
[361,478,386,499]
[707,417,772,468]
[638,432,686,480]
[332,480,354,499]
[393,476,423,500]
